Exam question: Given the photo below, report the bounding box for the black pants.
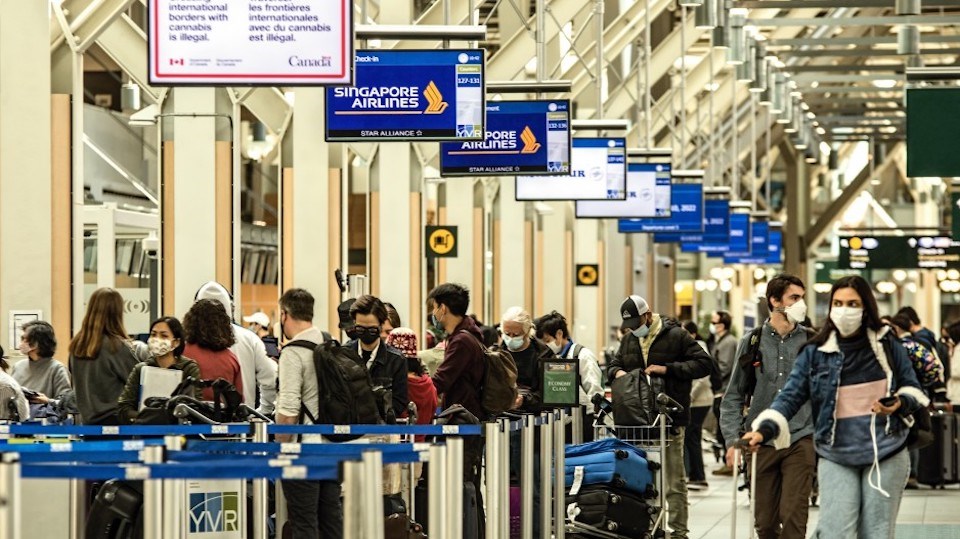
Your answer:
[684,405,711,482]
[282,479,343,539]
[712,396,726,452]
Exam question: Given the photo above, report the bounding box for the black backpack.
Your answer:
[284,339,383,442]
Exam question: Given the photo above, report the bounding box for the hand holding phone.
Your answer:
[878,396,898,407]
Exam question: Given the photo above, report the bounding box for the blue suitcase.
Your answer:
[565,439,658,498]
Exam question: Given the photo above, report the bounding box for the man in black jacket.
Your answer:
[608,295,712,539]
[346,295,408,419]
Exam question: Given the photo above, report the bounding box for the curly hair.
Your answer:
[183,299,236,351]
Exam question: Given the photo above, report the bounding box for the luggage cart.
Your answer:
[565,411,670,539]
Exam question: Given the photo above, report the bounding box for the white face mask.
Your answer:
[546,341,562,355]
[503,336,525,352]
[148,337,174,357]
[782,299,808,324]
[830,306,863,337]
[632,324,650,339]
[708,324,718,335]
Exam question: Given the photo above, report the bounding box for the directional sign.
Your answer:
[839,236,960,269]
[705,213,751,257]
[617,182,704,233]
[576,264,599,286]
[724,221,769,264]
[425,226,458,258]
[440,100,571,176]
[516,138,627,201]
[326,50,485,141]
[655,199,730,248]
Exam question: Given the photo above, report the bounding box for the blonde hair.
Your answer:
[501,306,535,337]
[69,288,129,359]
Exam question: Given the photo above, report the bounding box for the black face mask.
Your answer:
[357,326,380,345]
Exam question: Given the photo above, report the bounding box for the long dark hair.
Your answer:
[808,275,882,347]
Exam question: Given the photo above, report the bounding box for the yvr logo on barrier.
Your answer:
[189,491,240,533]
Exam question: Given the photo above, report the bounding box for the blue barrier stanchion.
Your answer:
[0,453,20,539]
[142,445,163,539]
[554,408,567,539]
[0,424,250,437]
[521,414,535,539]
[428,444,447,537]
[499,417,510,539]
[484,422,499,539]
[363,451,385,539]
[267,424,483,436]
[163,436,184,538]
[342,460,363,539]
[540,411,553,538]
[252,421,269,539]
[446,438,463,539]
[0,439,164,453]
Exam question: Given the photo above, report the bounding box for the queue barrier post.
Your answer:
[553,409,567,539]
[163,436,184,538]
[484,422,500,539]
[521,415,535,539]
[342,460,364,539]
[142,445,164,539]
[251,421,269,539]
[428,444,447,537]
[68,476,85,539]
[362,450,386,539]
[498,418,510,539]
[446,437,464,539]
[539,411,553,537]
[0,453,21,539]
[571,406,583,445]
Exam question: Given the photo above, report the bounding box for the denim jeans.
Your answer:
[814,449,910,539]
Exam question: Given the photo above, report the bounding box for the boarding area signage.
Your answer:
[516,138,626,201]
[839,236,960,269]
[440,100,571,176]
[658,199,730,248]
[705,213,750,256]
[575,163,671,219]
[148,0,353,85]
[326,50,485,141]
[617,181,704,233]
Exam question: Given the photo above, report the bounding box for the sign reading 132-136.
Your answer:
[439,100,571,176]
[325,50,485,141]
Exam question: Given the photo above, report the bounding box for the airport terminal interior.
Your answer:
[1,0,960,537]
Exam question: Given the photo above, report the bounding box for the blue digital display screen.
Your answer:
[767,230,783,265]
[705,213,751,257]
[654,199,730,247]
[326,50,485,141]
[440,100,571,176]
[617,182,703,233]
[575,162,670,217]
[516,138,626,201]
[724,221,769,264]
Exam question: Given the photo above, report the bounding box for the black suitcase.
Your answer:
[566,485,658,538]
[85,480,144,539]
[415,480,481,538]
[917,411,959,487]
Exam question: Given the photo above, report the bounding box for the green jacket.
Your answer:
[117,356,202,424]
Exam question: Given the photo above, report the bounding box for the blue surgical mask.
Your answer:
[632,324,650,339]
[503,336,524,351]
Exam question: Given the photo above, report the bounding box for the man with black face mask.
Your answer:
[346,294,408,418]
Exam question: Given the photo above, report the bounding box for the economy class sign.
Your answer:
[325,50,486,141]
[439,100,571,176]
[149,0,353,85]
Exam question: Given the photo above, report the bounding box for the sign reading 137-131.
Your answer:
[325,50,485,141]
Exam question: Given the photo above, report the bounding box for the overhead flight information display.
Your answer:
[706,213,751,257]
[440,100,571,176]
[516,138,626,201]
[575,163,670,218]
[655,199,730,247]
[149,0,353,85]
[724,221,769,264]
[839,236,960,269]
[617,180,703,233]
[325,50,485,141]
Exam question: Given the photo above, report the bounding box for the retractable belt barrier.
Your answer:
[0,415,560,539]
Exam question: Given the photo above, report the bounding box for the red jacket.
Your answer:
[407,374,438,442]
[183,344,244,401]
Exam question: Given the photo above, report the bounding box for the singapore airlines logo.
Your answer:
[423,81,448,114]
[519,126,541,154]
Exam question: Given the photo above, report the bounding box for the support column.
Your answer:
[496,178,531,318]
[162,88,233,317]
[284,89,336,331]
[444,179,476,295]
[573,219,601,355]
[783,142,810,282]
[604,221,627,340]
[539,202,568,316]
[0,0,52,350]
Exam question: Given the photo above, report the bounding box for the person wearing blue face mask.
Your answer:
[607,295,713,539]
[499,306,556,413]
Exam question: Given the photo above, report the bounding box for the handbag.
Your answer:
[384,513,427,539]
[610,370,656,426]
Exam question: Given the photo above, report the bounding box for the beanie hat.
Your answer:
[196,282,233,319]
[385,327,418,359]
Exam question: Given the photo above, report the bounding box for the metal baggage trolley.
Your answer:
[565,411,670,539]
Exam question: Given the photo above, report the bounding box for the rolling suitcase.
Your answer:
[565,485,658,537]
[565,439,657,498]
[917,411,959,487]
[414,480,481,538]
[84,480,143,539]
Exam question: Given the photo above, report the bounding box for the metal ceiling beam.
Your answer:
[787,47,960,57]
[806,105,903,113]
[799,86,903,93]
[791,73,905,82]
[817,114,905,122]
[749,14,960,26]
[783,64,904,73]
[805,96,905,104]
[737,0,960,7]
[769,35,960,46]
[485,0,588,80]
[805,143,902,249]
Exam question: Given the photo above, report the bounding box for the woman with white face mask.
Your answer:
[117,317,202,424]
[741,275,929,539]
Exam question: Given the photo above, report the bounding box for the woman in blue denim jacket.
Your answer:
[742,276,929,539]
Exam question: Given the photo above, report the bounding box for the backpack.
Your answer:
[463,332,519,416]
[900,336,943,389]
[284,339,383,442]
[736,325,815,404]
[880,334,934,451]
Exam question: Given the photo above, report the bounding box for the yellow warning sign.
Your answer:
[576,264,599,286]
[426,226,458,258]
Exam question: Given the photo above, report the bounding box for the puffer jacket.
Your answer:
[607,316,714,427]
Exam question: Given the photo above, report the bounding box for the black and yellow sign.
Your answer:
[576,264,599,286]
[426,226,458,258]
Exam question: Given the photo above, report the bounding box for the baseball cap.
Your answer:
[337,298,357,329]
[242,312,270,328]
[619,295,650,331]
